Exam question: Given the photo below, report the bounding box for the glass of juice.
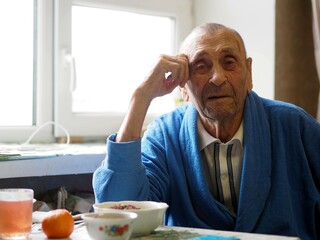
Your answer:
[0,188,34,239]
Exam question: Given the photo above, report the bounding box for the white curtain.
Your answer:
[311,0,320,121]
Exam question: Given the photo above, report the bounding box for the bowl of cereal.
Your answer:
[93,201,168,236]
[81,212,137,240]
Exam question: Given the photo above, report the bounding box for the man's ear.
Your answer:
[246,57,253,93]
[179,86,189,102]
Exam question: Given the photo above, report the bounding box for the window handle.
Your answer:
[62,49,77,92]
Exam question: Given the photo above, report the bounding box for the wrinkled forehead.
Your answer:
[180,28,247,59]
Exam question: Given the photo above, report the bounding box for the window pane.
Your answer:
[72,6,176,114]
[0,0,34,126]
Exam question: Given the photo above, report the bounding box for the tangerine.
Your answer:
[42,209,74,238]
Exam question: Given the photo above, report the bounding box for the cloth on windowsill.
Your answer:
[36,186,94,214]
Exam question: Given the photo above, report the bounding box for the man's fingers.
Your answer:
[161,54,189,85]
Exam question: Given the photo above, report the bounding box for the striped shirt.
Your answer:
[197,118,244,216]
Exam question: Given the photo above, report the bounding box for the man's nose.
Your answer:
[208,68,227,86]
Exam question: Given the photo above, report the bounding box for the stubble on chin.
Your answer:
[202,100,238,122]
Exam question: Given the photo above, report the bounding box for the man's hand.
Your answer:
[139,54,189,102]
[116,54,189,142]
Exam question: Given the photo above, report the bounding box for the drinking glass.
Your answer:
[0,189,34,239]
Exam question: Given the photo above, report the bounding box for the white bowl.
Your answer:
[93,201,168,236]
[82,212,137,240]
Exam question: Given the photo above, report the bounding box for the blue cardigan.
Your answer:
[93,91,320,240]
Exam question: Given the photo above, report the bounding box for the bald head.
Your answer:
[180,23,247,58]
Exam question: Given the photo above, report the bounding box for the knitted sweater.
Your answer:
[93,91,320,240]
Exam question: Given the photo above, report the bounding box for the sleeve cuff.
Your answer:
[106,133,143,172]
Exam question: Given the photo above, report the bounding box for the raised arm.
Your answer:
[116,54,189,142]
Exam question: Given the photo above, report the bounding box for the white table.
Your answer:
[29,225,300,240]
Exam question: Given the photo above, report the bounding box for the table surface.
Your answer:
[29,224,300,240]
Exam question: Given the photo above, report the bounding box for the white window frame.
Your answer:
[54,0,193,137]
[0,0,53,143]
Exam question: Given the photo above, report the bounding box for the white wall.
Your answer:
[192,0,275,99]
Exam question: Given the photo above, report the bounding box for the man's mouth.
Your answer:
[208,95,228,99]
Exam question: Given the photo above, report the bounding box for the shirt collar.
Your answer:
[197,117,244,150]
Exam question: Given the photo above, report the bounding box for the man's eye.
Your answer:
[193,62,210,74]
[223,57,237,69]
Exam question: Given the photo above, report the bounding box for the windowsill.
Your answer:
[0,143,106,179]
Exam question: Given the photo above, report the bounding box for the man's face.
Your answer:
[182,29,253,123]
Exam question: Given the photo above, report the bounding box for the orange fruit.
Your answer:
[42,209,74,238]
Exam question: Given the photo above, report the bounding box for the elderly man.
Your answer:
[93,23,320,240]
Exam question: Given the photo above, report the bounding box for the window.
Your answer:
[71,6,174,114]
[0,0,53,143]
[0,0,192,143]
[54,0,192,137]
[0,1,34,126]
